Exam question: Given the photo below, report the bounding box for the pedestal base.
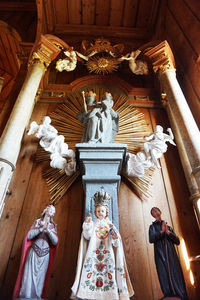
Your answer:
[76,143,127,228]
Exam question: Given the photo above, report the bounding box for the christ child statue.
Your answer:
[71,187,134,300]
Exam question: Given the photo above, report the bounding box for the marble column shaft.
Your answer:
[159,68,200,190]
[0,60,46,215]
[163,98,200,229]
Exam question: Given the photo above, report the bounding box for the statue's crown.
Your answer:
[104,92,112,97]
[93,187,111,207]
[85,91,96,97]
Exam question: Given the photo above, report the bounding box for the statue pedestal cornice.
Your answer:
[76,143,127,228]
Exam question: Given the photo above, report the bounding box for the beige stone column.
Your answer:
[0,60,46,215]
[162,95,200,229]
[146,41,200,228]
[146,41,200,190]
[160,69,200,184]
[0,35,62,216]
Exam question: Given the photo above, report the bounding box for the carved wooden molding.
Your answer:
[54,24,149,40]
[28,35,66,69]
[145,40,176,74]
[43,74,152,96]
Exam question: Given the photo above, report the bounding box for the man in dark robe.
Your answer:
[149,207,188,300]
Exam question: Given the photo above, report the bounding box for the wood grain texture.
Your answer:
[82,0,95,25]
[165,9,200,106]
[168,0,200,55]
[119,181,155,300]
[182,0,200,22]
[136,0,152,27]
[123,0,138,27]
[0,102,200,299]
[68,0,82,24]
[109,0,124,26]
[95,0,110,26]
[53,0,68,24]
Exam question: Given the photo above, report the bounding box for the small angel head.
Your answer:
[43,116,51,125]
[155,125,163,133]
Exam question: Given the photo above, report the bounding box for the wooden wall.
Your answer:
[0,99,200,300]
[163,0,200,128]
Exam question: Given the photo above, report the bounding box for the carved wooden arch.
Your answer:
[0,21,23,101]
[0,20,22,42]
[44,74,152,98]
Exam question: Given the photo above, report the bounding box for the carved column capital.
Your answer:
[161,93,168,107]
[28,35,62,70]
[145,40,176,75]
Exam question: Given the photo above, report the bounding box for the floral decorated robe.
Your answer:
[71,218,134,300]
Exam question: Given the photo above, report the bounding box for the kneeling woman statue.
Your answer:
[13,205,58,300]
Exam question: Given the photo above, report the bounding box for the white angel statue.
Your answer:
[143,125,176,168]
[118,49,148,75]
[56,50,77,72]
[28,116,58,150]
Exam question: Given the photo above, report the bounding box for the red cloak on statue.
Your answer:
[13,224,58,299]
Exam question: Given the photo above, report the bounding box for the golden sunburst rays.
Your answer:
[122,168,154,199]
[86,55,120,75]
[115,102,148,153]
[44,168,80,205]
[36,88,153,204]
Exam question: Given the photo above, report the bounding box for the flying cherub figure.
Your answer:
[28,116,58,150]
[143,125,176,168]
[118,49,148,75]
[56,50,77,72]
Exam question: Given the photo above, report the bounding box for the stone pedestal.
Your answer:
[76,143,127,229]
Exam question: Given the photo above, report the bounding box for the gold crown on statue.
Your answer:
[85,91,96,97]
[93,187,111,207]
[104,92,112,96]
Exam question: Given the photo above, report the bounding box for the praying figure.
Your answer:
[149,207,188,300]
[71,187,134,300]
[13,205,58,300]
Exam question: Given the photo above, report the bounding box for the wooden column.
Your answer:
[0,35,62,217]
[146,41,200,227]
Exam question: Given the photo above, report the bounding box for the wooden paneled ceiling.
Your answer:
[39,0,161,40]
[0,0,162,107]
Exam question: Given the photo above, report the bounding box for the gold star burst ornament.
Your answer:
[36,88,153,204]
[86,55,120,74]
